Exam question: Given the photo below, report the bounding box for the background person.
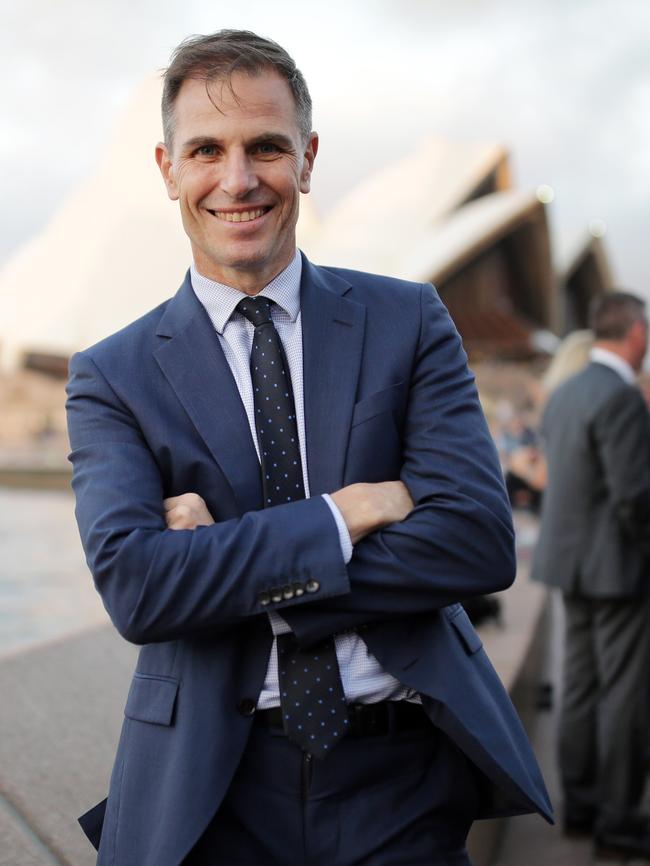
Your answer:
[532,291,650,861]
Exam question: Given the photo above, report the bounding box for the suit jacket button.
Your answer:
[258,591,271,607]
[292,582,305,597]
[237,698,256,717]
[305,579,320,594]
[271,588,283,603]
[282,584,295,600]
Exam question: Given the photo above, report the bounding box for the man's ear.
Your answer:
[628,318,649,364]
[300,132,319,195]
[155,142,179,201]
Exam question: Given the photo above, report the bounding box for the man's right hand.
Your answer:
[330,481,414,545]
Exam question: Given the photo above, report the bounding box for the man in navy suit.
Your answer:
[67,29,551,866]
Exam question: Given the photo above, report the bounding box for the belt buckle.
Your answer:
[349,702,385,737]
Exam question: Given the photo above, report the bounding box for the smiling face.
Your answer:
[156,70,318,294]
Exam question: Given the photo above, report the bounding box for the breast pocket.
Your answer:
[350,381,407,428]
[345,382,407,483]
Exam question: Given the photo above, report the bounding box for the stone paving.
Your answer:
[0,487,128,865]
[0,624,136,866]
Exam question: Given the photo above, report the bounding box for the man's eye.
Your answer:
[256,142,280,156]
[195,145,217,157]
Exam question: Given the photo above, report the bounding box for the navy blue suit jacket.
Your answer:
[67,256,552,866]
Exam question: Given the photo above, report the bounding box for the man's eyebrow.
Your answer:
[181,136,221,151]
[180,133,296,152]
[248,133,295,149]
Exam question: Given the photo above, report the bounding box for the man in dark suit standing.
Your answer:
[533,292,650,860]
[67,30,550,866]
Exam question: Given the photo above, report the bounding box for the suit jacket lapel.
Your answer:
[300,257,366,496]
[154,273,263,512]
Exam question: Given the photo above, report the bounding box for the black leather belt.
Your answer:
[255,701,430,738]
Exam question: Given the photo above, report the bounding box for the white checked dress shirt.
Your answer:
[191,251,415,708]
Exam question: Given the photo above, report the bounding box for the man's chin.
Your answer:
[195,233,296,277]
[192,246,292,290]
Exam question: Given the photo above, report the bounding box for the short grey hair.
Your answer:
[589,291,647,340]
[161,30,312,148]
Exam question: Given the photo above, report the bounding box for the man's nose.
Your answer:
[219,151,259,198]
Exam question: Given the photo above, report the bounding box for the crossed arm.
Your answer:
[67,285,515,647]
[164,482,414,544]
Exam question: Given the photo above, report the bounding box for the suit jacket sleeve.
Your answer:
[283,283,516,646]
[66,351,351,645]
[67,283,514,647]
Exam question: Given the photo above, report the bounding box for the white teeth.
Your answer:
[213,208,266,222]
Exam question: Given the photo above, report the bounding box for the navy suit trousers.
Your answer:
[183,712,478,866]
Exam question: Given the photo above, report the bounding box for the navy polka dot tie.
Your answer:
[237,297,347,759]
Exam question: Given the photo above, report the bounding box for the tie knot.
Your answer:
[236,297,274,327]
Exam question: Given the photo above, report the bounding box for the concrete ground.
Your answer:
[0,627,136,866]
[0,488,136,865]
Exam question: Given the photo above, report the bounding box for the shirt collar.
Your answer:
[190,250,302,334]
[590,347,636,385]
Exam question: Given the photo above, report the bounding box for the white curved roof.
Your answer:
[0,74,508,369]
[306,138,509,273]
[399,189,543,284]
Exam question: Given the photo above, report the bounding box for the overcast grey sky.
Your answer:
[3,0,650,293]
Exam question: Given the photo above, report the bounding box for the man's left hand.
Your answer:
[164,493,215,530]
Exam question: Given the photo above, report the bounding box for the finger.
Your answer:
[165,505,188,524]
[164,492,203,511]
[167,514,193,530]
[165,509,179,527]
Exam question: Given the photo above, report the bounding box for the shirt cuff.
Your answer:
[268,610,292,635]
[322,493,353,564]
